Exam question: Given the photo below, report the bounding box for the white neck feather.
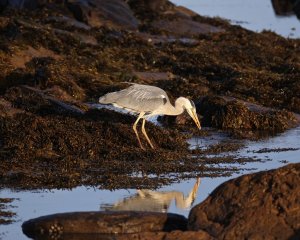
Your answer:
[164,97,188,116]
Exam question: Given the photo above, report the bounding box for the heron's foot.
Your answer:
[138,142,145,150]
[149,142,155,149]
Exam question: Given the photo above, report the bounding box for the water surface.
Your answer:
[1,126,299,239]
[171,0,300,38]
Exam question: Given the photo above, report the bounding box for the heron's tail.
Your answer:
[99,92,119,104]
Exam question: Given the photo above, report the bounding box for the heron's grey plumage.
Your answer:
[99,84,169,114]
[98,83,201,149]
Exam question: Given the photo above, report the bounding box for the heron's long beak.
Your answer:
[187,109,201,130]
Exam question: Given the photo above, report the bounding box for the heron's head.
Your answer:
[177,97,201,130]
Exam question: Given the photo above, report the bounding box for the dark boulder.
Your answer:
[22,211,187,239]
[67,0,139,30]
[188,163,300,239]
[271,0,300,19]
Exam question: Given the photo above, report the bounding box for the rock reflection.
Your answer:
[0,198,17,225]
[101,178,200,212]
[271,0,300,19]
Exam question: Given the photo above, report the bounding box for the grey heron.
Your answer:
[100,178,201,211]
[99,83,201,149]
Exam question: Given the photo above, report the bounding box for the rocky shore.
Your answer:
[0,0,300,239]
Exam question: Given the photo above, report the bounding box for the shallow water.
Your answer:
[1,126,299,239]
[171,0,300,38]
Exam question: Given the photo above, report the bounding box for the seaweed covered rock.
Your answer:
[0,86,209,189]
[188,163,300,239]
[198,96,299,132]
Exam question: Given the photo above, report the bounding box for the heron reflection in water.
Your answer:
[100,178,201,212]
[99,83,201,149]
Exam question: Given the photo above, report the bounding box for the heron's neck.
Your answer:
[165,99,185,116]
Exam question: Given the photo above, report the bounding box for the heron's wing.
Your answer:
[99,84,170,113]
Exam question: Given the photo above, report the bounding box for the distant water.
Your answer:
[171,0,300,38]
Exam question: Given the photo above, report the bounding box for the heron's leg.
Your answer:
[133,112,145,149]
[141,118,154,149]
[136,190,146,198]
[187,177,201,204]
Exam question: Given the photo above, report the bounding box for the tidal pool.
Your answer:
[1,126,299,239]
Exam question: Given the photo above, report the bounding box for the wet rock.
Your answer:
[116,230,213,240]
[67,0,139,30]
[22,211,187,239]
[45,16,92,31]
[42,85,79,102]
[13,18,97,46]
[20,230,212,240]
[53,28,98,45]
[133,71,175,83]
[135,32,200,45]
[151,19,222,37]
[173,6,199,18]
[188,163,300,239]
[128,0,223,36]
